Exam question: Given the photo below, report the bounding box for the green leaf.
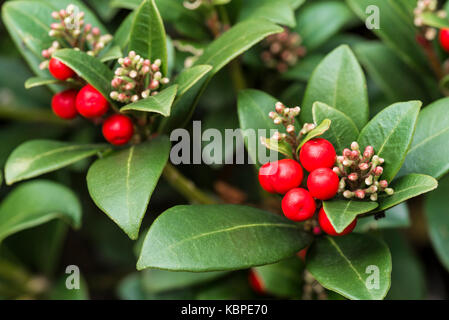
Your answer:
[356,203,410,232]
[346,0,431,75]
[173,65,212,102]
[137,204,312,271]
[425,174,449,272]
[114,12,135,50]
[282,54,325,82]
[295,1,358,50]
[400,98,449,179]
[99,45,122,63]
[354,41,434,103]
[306,234,392,300]
[238,0,296,27]
[377,174,437,212]
[358,101,421,182]
[52,49,114,103]
[302,45,369,130]
[297,118,331,150]
[142,269,228,293]
[4,140,107,185]
[0,180,81,243]
[24,77,60,89]
[110,0,141,10]
[254,256,304,298]
[159,19,282,132]
[121,85,178,117]
[129,0,167,75]
[86,136,170,240]
[312,101,359,153]
[323,200,378,233]
[420,11,449,29]
[261,137,293,159]
[237,89,299,165]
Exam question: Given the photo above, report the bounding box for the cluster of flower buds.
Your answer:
[414,0,447,40]
[261,28,307,73]
[266,102,315,150]
[110,51,170,104]
[41,4,112,68]
[333,142,394,201]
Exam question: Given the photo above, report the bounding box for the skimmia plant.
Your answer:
[1,0,449,301]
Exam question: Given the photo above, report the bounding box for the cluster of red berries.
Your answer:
[258,138,356,236]
[49,59,134,145]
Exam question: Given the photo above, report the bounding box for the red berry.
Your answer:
[440,28,449,52]
[307,167,339,200]
[282,188,316,221]
[318,207,356,236]
[48,58,75,81]
[76,84,109,118]
[299,138,336,172]
[102,114,134,145]
[248,269,264,294]
[51,89,78,119]
[297,248,308,261]
[258,159,303,194]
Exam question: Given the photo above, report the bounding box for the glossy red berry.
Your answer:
[258,159,303,194]
[307,167,339,200]
[318,207,357,236]
[102,114,134,145]
[299,138,336,172]
[440,28,449,52]
[76,84,109,118]
[282,188,316,221]
[51,89,78,119]
[48,58,75,80]
[249,270,264,294]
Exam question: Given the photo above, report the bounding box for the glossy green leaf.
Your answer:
[87,136,170,240]
[425,174,449,272]
[137,204,312,271]
[400,98,449,179]
[0,180,81,243]
[295,1,358,50]
[52,49,114,102]
[420,12,449,29]
[173,65,212,102]
[110,0,141,9]
[254,256,304,298]
[312,101,359,153]
[159,19,282,132]
[2,1,57,91]
[302,45,369,130]
[356,203,410,232]
[129,0,167,75]
[306,234,392,300]
[346,0,431,75]
[261,137,293,159]
[5,140,107,185]
[99,45,122,63]
[142,269,228,293]
[298,118,331,150]
[238,89,299,165]
[323,200,378,233]
[358,101,421,182]
[121,85,178,117]
[354,41,434,103]
[377,174,437,212]
[24,77,60,89]
[238,0,296,27]
[114,12,135,50]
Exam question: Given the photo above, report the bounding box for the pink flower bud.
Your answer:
[333,167,341,175]
[149,80,159,90]
[359,163,369,171]
[52,11,59,19]
[379,180,388,188]
[313,226,322,235]
[92,27,100,36]
[85,24,92,32]
[273,118,282,125]
[374,166,383,176]
[351,141,359,150]
[343,190,354,199]
[275,102,284,113]
[151,64,159,72]
[118,93,127,102]
[337,156,345,163]
[355,190,365,199]
[123,57,132,67]
[343,148,351,157]
[286,125,295,133]
[348,173,358,181]
[364,146,374,158]
[350,150,359,160]
[268,111,276,119]
[129,51,136,58]
[143,59,151,66]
